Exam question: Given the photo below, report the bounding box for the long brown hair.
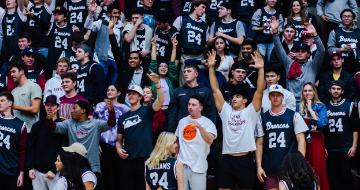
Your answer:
[287,0,308,25]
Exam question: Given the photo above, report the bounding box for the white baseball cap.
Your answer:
[125,85,143,96]
[269,84,284,94]
[63,143,87,156]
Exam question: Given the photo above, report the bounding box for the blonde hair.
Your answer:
[146,132,177,168]
[299,82,322,115]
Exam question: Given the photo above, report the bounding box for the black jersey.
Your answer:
[1,9,26,59]
[0,117,26,176]
[0,74,7,93]
[333,27,360,57]
[254,7,281,43]
[212,19,241,56]
[154,26,179,63]
[65,0,88,30]
[231,0,257,25]
[289,18,312,42]
[178,15,208,54]
[145,158,178,190]
[76,61,100,104]
[61,48,82,70]
[324,99,356,152]
[47,22,73,68]
[27,67,44,84]
[96,6,109,21]
[205,0,222,24]
[180,0,192,16]
[28,3,52,47]
[136,28,146,52]
[260,108,298,177]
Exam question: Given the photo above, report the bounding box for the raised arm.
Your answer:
[170,37,178,63]
[270,16,292,68]
[148,71,165,111]
[24,9,51,30]
[249,53,265,112]
[151,37,157,60]
[208,49,225,112]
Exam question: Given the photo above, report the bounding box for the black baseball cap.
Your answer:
[231,61,247,71]
[295,43,311,53]
[21,47,37,56]
[330,81,344,90]
[44,95,59,105]
[53,6,67,15]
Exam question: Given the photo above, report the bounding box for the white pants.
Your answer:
[32,169,59,190]
[183,164,206,190]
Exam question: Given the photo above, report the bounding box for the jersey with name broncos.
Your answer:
[324,99,356,152]
[211,19,242,56]
[65,0,88,30]
[232,0,257,25]
[258,108,301,177]
[289,17,311,42]
[28,2,52,47]
[176,15,208,54]
[154,27,179,63]
[254,7,281,43]
[47,22,73,68]
[0,116,26,176]
[332,26,360,57]
[145,158,178,190]
[27,67,44,84]
[76,61,100,104]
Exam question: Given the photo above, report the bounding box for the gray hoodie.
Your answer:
[316,0,358,24]
[328,24,360,53]
[273,33,325,101]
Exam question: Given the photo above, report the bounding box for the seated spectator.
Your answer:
[262,66,296,113]
[94,84,129,190]
[296,82,329,190]
[327,9,360,75]
[59,72,90,120]
[123,8,152,66]
[142,86,165,145]
[318,51,357,103]
[270,16,325,102]
[279,151,320,190]
[300,30,317,60]
[175,95,217,190]
[28,95,68,190]
[9,32,52,80]
[43,58,70,105]
[10,61,42,133]
[210,36,235,79]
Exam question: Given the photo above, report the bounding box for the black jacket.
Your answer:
[110,33,149,100]
[318,69,357,103]
[221,82,254,105]
[27,118,68,174]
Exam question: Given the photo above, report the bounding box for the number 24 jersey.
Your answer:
[145,158,179,190]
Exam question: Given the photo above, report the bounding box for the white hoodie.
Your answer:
[43,74,65,104]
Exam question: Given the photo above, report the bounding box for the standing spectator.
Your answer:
[93,0,126,24]
[208,2,245,59]
[173,0,209,86]
[327,9,360,74]
[279,151,320,190]
[145,132,184,190]
[153,11,179,64]
[123,8,153,66]
[316,0,358,44]
[94,84,129,190]
[10,62,42,133]
[27,95,68,190]
[255,84,307,190]
[0,92,27,190]
[43,58,70,105]
[168,63,216,133]
[26,0,54,58]
[296,82,329,190]
[284,0,312,42]
[46,99,117,189]
[178,0,193,17]
[60,31,85,70]
[76,44,105,107]
[116,73,165,190]
[318,51,357,103]
[270,16,325,102]
[25,6,73,69]
[252,0,283,62]
[64,0,89,33]
[9,32,52,81]
[209,50,264,190]
[140,0,158,31]
[8,48,45,92]
[229,0,258,38]
[59,72,90,120]
[262,66,296,113]
[175,95,217,190]
[85,3,123,87]
[324,81,358,190]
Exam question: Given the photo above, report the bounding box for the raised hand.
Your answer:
[189,119,201,128]
[104,99,113,111]
[147,70,160,84]
[108,17,117,30]
[89,0,97,14]
[172,36,178,47]
[269,16,279,33]
[72,25,80,31]
[206,49,217,67]
[303,23,317,35]
[250,53,264,69]
[135,17,143,27]
[24,9,33,17]
[46,109,57,120]
[151,36,156,46]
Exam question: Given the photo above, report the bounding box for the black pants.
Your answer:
[99,143,121,189]
[326,151,354,190]
[119,157,147,190]
[0,173,20,190]
[94,172,105,190]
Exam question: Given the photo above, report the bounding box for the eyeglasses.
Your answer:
[342,15,353,19]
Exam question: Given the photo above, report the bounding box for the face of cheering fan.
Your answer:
[231,94,247,110]
[158,63,169,76]
[142,87,154,104]
[6,0,17,9]
[283,28,295,42]
[292,0,302,14]
[18,38,31,51]
[54,12,67,24]
[329,85,344,100]
[188,98,203,117]
[55,155,64,173]
[169,141,178,154]
[193,4,206,18]
[0,96,13,112]
[215,38,226,52]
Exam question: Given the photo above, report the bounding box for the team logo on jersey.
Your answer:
[265,122,290,130]
[327,110,346,116]
[339,36,358,43]
[123,115,142,129]
[183,125,197,140]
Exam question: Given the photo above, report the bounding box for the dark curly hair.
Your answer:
[280,151,319,190]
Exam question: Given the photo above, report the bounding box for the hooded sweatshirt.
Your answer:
[168,83,216,133]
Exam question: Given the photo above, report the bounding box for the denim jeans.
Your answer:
[33,47,49,59]
[257,42,274,62]
[100,59,118,88]
[242,22,255,39]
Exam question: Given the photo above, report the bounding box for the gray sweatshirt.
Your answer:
[316,0,358,24]
[273,33,325,101]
